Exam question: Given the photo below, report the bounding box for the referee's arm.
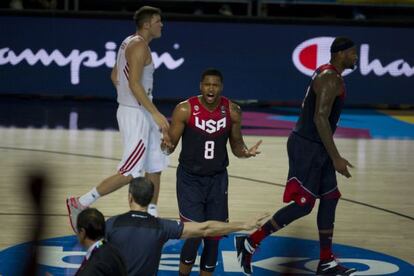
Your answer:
[180,214,269,239]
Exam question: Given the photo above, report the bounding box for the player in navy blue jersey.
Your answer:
[161,68,262,276]
[234,37,359,275]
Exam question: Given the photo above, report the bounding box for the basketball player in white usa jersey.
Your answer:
[66,6,169,232]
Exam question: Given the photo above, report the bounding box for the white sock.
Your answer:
[147,204,158,217]
[79,187,100,207]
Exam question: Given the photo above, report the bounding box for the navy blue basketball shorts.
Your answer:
[176,164,229,226]
[283,132,341,208]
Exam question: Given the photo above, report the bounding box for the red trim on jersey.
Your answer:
[194,96,229,114]
[317,64,346,98]
[119,140,144,173]
[318,64,340,75]
[186,96,231,136]
[123,62,130,80]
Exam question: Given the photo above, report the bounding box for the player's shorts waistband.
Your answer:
[178,163,227,177]
[291,131,323,145]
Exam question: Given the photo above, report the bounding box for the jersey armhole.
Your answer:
[186,100,193,124]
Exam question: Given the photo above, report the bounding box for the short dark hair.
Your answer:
[133,6,161,28]
[129,177,154,207]
[330,37,355,53]
[77,208,105,240]
[201,68,223,83]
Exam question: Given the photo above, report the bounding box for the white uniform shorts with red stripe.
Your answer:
[116,104,169,177]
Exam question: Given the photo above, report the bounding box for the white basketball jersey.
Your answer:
[116,34,154,108]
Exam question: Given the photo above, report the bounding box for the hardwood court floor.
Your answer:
[0,127,413,272]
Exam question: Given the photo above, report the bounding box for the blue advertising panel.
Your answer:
[1,15,413,104]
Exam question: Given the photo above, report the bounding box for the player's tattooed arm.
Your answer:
[314,71,353,177]
[229,102,262,158]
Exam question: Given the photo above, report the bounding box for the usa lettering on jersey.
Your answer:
[195,117,226,134]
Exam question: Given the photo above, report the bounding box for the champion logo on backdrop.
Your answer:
[292,36,414,77]
[292,37,335,77]
[0,42,185,85]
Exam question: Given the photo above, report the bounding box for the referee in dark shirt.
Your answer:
[105,177,267,276]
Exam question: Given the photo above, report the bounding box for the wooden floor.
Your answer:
[0,127,413,268]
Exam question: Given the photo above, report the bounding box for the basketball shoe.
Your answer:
[316,255,357,275]
[66,196,87,233]
[235,235,256,275]
[148,203,158,217]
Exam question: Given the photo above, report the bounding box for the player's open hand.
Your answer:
[160,130,173,155]
[153,112,170,133]
[333,156,354,178]
[244,140,262,157]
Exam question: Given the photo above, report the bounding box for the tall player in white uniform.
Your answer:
[66,6,169,232]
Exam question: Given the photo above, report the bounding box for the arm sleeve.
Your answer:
[160,219,184,241]
[105,217,115,241]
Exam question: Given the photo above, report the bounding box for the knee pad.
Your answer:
[180,238,202,265]
[274,202,314,228]
[317,199,339,230]
[200,238,219,272]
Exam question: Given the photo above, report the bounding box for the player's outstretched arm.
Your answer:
[180,213,269,239]
[161,101,189,155]
[229,102,262,158]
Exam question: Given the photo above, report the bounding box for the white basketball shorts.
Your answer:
[116,104,169,177]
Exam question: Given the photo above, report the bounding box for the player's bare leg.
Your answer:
[179,262,193,276]
[96,173,132,196]
[178,263,213,276]
[66,173,132,233]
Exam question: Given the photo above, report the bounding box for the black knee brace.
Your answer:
[274,202,313,228]
[200,238,220,272]
[317,198,339,230]
[180,238,202,265]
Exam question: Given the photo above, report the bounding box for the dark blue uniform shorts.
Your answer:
[283,132,341,207]
[176,164,229,223]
